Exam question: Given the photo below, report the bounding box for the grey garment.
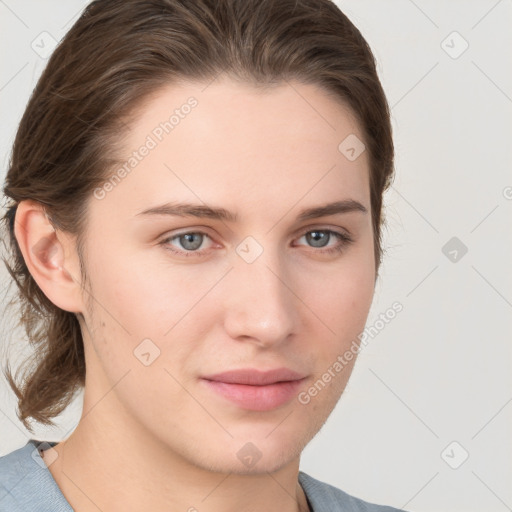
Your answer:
[0,439,406,512]
[298,471,406,512]
[0,440,71,512]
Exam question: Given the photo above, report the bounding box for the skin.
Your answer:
[15,76,376,512]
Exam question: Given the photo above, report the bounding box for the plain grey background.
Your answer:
[1,1,511,511]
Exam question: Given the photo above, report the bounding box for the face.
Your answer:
[76,77,375,474]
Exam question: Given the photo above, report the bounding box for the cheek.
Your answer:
[82,246,222,379]
[293,260,375,388]
[304,260,374,333]
[86,245,207,336]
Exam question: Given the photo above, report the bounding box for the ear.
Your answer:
[13,199,85,314]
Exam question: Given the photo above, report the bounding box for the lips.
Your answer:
[203,368,305,385]
[201,368,307,411]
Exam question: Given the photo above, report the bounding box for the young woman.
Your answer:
[0,0,402,510]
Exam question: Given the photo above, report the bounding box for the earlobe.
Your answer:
[13,199,84,313]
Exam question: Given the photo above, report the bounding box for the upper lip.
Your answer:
[202,368,306,386]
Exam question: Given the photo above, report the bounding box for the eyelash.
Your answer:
[159,228,354,258]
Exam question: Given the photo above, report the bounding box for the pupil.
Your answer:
[307,231,328,248]
[181,233,202,250]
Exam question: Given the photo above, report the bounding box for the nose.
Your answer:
[222,248,299,349]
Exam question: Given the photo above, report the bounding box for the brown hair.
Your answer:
[1,0,394,432]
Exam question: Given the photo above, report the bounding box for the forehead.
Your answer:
[93,77,370,222]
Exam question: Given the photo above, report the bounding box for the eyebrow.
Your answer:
[135,199,367,222]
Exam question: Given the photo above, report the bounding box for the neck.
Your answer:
[45,397,310,512]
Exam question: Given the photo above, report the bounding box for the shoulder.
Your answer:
[0,440,34,511]
[299,471,407,512]
[0,439,71,512]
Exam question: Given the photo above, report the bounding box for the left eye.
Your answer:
[296,229,345,249]
[161,229,352,257]
[169,232,208,251]
[160,231,214,257]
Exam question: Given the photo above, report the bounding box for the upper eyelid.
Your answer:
[164,221,352,236]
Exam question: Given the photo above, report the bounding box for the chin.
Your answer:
[184,436,306,476]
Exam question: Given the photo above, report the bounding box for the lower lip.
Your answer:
[202,379,305,411]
